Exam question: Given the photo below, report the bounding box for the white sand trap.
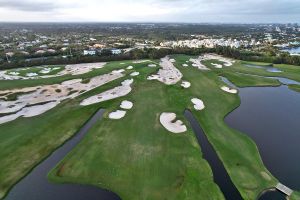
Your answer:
[0,62,106,80]
[126,66,133,70]
[148,64,157,67]
[189,54,234,70]
[169,58,176,63]
[80,79,134,106]
[130,72,139,76]
[160,112,187,133]
[9,72,20,76]
[182,64,188,67]
[109,110,126,119]
[147,56,182,85]
[0,101,59,124]
[211,63,223,69]
[203,54,234,67]
[221,86,238,94]
[181,81,191,88]
[191,98,205,110]
[120,100,133,109]
[0,70,125,124]
[189,58,210,70]
[112,69,125,74]
[26,73,38,77]
[133,60,150,64]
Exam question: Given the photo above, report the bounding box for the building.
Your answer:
[83,50,96,56]
[111,48,122,55]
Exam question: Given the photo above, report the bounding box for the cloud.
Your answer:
[0,0,58,12]
[0,0,299,22]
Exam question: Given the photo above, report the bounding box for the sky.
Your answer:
[0,0,299,23]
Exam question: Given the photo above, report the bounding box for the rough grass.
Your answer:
[288,84,300,93]
[219,72,281,88]
[48,62,224,200]
[1,55,300,200]
[0,60,157,199]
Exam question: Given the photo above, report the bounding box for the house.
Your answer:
[35,50,46,54]
[83,50,96,56]
[93,44,106,48]
[111,48,122,55]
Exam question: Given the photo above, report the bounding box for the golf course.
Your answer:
[0,54,299,200]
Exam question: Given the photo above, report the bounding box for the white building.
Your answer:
[83,50,96,56]
[111,49,122,55]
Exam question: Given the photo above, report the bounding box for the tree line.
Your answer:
[0,46,299,70]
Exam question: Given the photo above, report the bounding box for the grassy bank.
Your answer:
[1,55,300,200]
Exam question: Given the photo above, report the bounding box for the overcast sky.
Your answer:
[0,0,299,23]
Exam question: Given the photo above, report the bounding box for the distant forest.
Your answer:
[1,46,299,70]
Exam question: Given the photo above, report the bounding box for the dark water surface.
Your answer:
[258,190,287,200]
[184,110,243,200]
[225,85,300,192]
[5,109,120,200]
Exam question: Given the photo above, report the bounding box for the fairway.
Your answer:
[0,55,300,200]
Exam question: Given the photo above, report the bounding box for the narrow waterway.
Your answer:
[184,110,243,200]
[5,108,120,200]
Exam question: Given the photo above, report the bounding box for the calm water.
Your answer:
[5,109,120,200]
[225,86,300,192]
[184,110,242,200]
[258,190,287,200]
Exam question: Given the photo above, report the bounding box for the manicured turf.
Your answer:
[48,63,224,200]
[219,71,281,87]
[1,55,300,200]
[0,60,158,199]
[288,84,300,93]
[5,65,64,77]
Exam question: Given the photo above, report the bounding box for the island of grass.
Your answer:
[0,55,300,200]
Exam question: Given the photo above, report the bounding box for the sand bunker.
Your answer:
[148,64,157,67]
[189,54,235,70]
[0,101,59,124]
[191,98,205,110]
[126,66,133,70]
[202,54,234,67]
[221,86,238,94]
[130,72,139,76]
[211,63,223,69]
[80,79,134,106]
[108,110,126,119]
[182,64,188,67]
[120,100,133,109]
[189,58,210,70]
[160,112,187,133]
[147,57,183,85]
[0,70,125,124]
[0,62,106,80]
[133,60,150,64]
[181,81,191,88]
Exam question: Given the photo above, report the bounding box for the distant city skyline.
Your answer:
[0,0,299,23]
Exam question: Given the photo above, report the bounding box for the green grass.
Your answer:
[0,60,155,90]
[6,65,64,77]
[219,72,281,88]
[1,55,299,200]
[288,84,300,93]
[201,59,225,68]
[0,60,156,199]
[222,60,300,83]
[48,63,224,200]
